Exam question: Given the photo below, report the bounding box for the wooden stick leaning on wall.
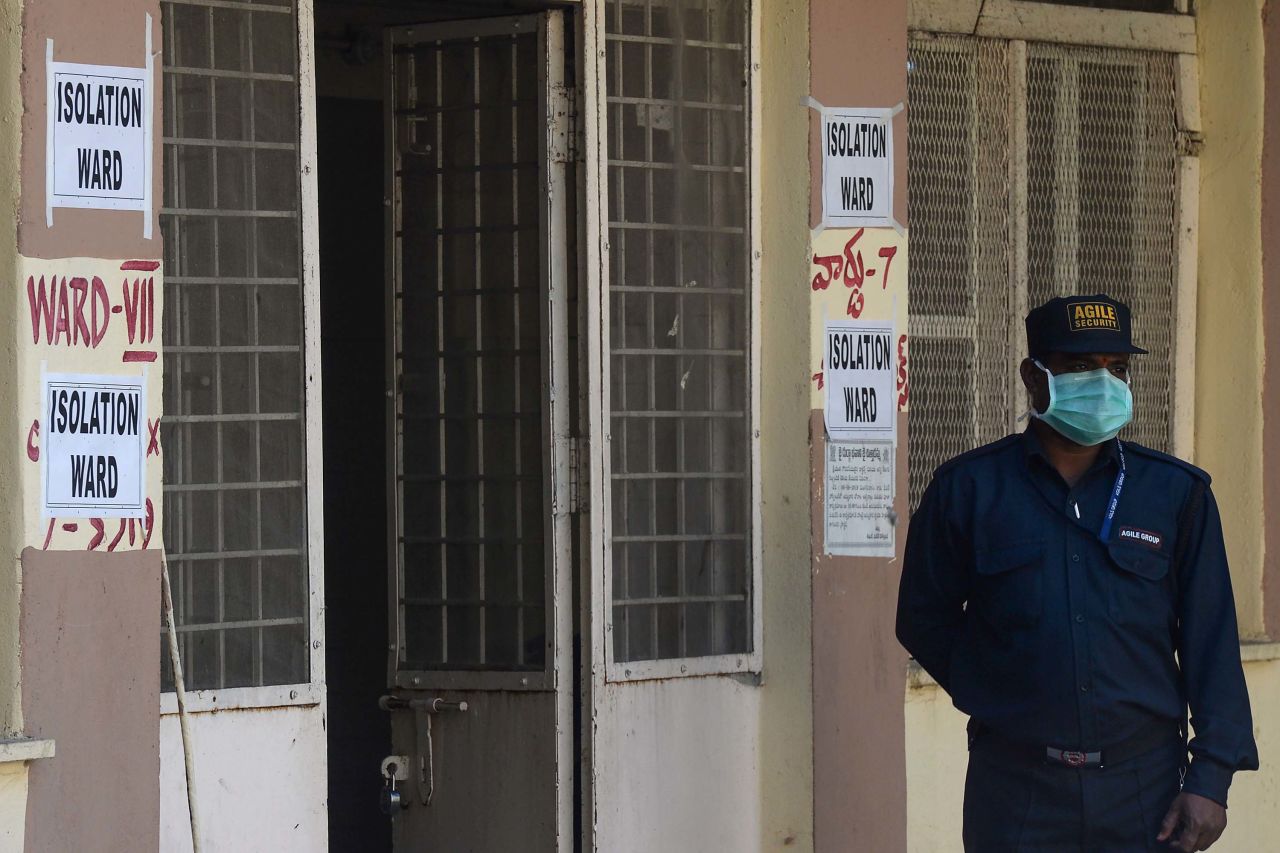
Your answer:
[162,560,202,853]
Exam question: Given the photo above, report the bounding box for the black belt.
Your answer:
[968,720,1184,770]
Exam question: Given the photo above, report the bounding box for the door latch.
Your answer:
[378,696,469,806]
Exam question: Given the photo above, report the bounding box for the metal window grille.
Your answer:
[605,0,753,663]
[160,0,309,691]
[389,27,548,672]
[907,33,1179,512]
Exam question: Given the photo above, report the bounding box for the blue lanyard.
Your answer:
[1098,440,1126,542]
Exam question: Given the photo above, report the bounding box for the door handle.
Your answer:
[378,695,469,806]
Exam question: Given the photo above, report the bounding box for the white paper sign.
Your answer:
[820,106,895,230]
[824,440,895,557]
[824,320,896,442]
[42,372,147,518]
[45,15,154,237]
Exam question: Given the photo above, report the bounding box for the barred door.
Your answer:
[384,13,574,850]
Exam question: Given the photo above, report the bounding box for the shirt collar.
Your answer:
[1019,423,1121,473]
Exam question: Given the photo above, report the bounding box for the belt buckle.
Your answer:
[1047,747,1101,768]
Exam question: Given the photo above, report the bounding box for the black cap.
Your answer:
[1024,293,1147,360]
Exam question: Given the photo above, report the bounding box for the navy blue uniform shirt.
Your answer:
[896,428,1259,806]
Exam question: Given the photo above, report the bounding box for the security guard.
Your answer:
[896,294,1258,852]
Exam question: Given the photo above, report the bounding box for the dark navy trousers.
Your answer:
[963,739,1186,852]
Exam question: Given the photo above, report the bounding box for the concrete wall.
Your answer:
[1198,0,1267,638]
[0,762,28,851]
[906,656,1280,853]
[758,0,815,849]
[159,707,328,853]
[1262,0,1280,639]
[807,1,909,851]
[903,2,1280,851]
[0,0,165,848]
[0,0,26,743]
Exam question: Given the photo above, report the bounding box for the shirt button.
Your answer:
[1080,684,1090,693]
[1075,614,1085,623]
[1072,554,1080,563]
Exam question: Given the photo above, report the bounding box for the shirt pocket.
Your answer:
[973,539,1045,634]
[1105,542,1173,628]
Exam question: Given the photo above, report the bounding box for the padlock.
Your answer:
[380,759,408,816]
[380,768,404,816]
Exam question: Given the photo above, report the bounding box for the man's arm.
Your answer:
[895,476,969,693]
[1174,487,1259,807]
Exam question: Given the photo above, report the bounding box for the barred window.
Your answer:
[906,34,1179,511]
[605,0,754,664]
[160,0,309,691]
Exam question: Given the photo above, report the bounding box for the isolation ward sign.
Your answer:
[42,373,147,517]
[45,15,156,237]
[824,320,896,442]
[820,107,894,229]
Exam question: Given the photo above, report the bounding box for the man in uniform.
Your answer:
[896,294,1258,852]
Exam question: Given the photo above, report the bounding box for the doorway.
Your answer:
[318,5,580,851]
[318,91,390,851]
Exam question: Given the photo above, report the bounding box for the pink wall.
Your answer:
[808,1,910,850]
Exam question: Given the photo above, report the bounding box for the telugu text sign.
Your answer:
[824,440,895,558]
[42,372,147,518]
[820,107,895,230]
[824,320,896,442]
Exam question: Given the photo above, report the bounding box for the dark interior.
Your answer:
[318,93,391,851]
[317,3,547,849]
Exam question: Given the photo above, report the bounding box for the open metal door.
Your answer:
[381,12,573,852]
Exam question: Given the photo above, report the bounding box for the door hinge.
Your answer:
[1176,129,1204,157]
[550,84,580,164]
[569,437,588,514]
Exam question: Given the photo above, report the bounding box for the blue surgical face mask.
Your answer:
[1032,360,1133,446]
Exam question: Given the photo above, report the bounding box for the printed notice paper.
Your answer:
[824,440,895,558]
[42,372,147,518]
[824,319,896,442]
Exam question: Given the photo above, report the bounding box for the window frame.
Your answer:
[592,0,763,683]
[908,0,1195,53]
[160,0,325,715]
[906,1,1201,471]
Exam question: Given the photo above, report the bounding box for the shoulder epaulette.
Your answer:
[1122,441,1211,485]
[933,434,1021,478]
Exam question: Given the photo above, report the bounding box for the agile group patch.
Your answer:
[1067,301,1120,332]
[1117,526,1163,549]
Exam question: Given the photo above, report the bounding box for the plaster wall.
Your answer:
[905,660,1280,853]
[158,706,328,853]
[1262,0,1280,637]
[593,678,762,853]
[0,761,28,852]
[1196,0,1266,636]
[4,0,165,849]
[20,548,160,853]
[806,0,910,851]
[757,0,815,848]
[902,3,1280,851]
[0,0,26,743]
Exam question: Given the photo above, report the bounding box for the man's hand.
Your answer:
[1157,792,1227,851]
